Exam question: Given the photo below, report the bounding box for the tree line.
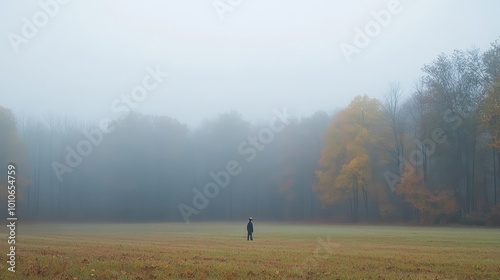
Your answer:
[316,38,500,225]
[1,38,499,225]
[0,108,332,222]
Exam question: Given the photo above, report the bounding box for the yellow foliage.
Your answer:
[314,95,382,206]
[0,106,29,203]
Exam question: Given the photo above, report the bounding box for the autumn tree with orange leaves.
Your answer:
[395,165,458,224]
[314,95,383,222]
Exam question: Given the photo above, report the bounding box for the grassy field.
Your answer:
[1,222,499,279]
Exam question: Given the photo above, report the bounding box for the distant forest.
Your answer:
[1,38,499,225]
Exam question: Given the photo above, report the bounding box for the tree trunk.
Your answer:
[362,186,368,220]
[353,185,359,223]
[494,147,497,205]
[349,191,354,223]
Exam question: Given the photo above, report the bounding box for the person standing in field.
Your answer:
[247,217,253,241]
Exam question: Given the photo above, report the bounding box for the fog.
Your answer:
[2,1,499,127]
[1,1,500,224]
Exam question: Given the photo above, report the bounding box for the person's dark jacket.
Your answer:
[247,221,253,233]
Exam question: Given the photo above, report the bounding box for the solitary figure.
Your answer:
[247,217,253,241]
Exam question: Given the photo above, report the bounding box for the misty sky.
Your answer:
[1,0,499,128]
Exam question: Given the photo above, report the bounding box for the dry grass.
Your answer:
[1,222,499,279]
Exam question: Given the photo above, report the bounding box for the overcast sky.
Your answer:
[1,0,499,128]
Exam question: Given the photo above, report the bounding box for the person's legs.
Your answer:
[247,232,250,240]
[250,233,253,241]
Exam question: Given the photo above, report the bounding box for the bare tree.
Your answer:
[382,82,405,177]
